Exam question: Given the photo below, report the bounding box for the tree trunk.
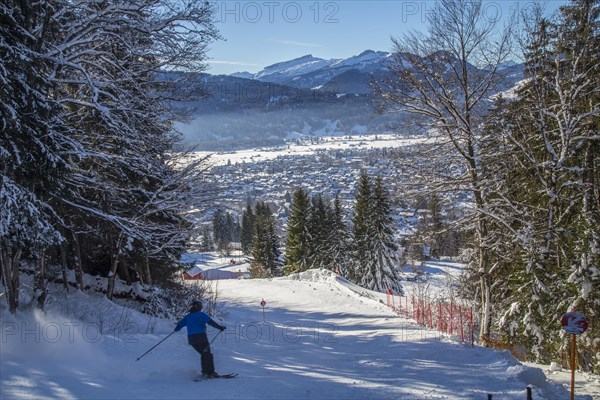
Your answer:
[479,249,492,345]
[142,255,152,285]
[118,255,132,285]
[106,234,125,300]
[106,253,120,300]
[1,247,22,314]
[34,250,47,310]
[72,233,84,290]
[59,242,69,291]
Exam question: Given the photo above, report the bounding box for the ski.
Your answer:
[193,373,238,381]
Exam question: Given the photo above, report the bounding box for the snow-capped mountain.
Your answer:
[233,50,390,91]
[176,50,525,150]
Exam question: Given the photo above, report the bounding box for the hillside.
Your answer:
[172,50,524,151]
[2,266,596,400]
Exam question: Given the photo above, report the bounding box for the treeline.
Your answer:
[377,0,599,371]
[240,171,403,295]
[479,1,600,371]
[0,1,219,313]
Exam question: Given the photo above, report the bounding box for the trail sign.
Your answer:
[561,311,588,335]
[260,299,267,322]
[561,311,588,400]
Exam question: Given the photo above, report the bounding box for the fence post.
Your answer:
[459,306,464,342]
[488,394,493,400]
[428,303,433,329]
[449,302,453,335]
[470,307,474,346]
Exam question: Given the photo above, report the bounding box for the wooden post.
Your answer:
[261,299,267,322]
[428,303,433,329]
[526,386,533,400]
[458,306,465,342]
[570,334,576,400]
[449,303,453,335]
[470,307,474,346]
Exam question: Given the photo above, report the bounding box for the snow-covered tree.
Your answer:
[370,177,403,294]
[307,194,329,269]
[0,0,220,309]
[240,204,255,255]
[374,0,513,344]
[321,194,351,274]
[250,202,281,277]
[350,171,374,284]
[284,188,312,273]
[351,172,403,294]
[480,0,600,369]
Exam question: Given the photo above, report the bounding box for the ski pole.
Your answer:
[209,329,223,345]
[136,330,176,361]
[199,330,224,354]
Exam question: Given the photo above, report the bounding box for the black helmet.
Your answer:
[190,300,203,311]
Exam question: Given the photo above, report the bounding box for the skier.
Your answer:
[175,299,226,379]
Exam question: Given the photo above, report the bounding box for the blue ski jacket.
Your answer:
[175,311,223,336]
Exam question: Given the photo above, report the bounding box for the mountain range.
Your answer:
[231,50,392,94]
[175,50,524,151]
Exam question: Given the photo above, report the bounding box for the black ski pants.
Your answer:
[188,333,215,375]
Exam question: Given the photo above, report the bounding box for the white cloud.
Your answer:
[266,39,324,48]
[209,60,260,66]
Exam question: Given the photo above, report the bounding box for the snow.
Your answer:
[252,55,336,82]
[1,262,597,400]
[185,134,429,167]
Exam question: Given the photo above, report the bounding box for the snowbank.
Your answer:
[279,268,338,283]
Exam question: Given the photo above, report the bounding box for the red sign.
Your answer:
[260,299,266,307]
[561,312,588,335]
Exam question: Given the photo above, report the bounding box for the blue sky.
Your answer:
[206,0,567,75]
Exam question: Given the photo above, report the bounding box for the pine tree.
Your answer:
[240,204,255,254]
[478,0,600,369]
[350,171,373,284]
[284,188,312,273]
[201,228,214,252]
[250,202,281,277]
[307,194,329,269]
[370,177,403,294]
[0,1,63,312]
[350,173,403,293]
[325,194,351,275]
[1,0,219,308]
[212,209,226,247]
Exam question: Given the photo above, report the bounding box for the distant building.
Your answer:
[183,266,203,280]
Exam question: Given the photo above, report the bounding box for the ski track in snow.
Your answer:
[1,268,595,400]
